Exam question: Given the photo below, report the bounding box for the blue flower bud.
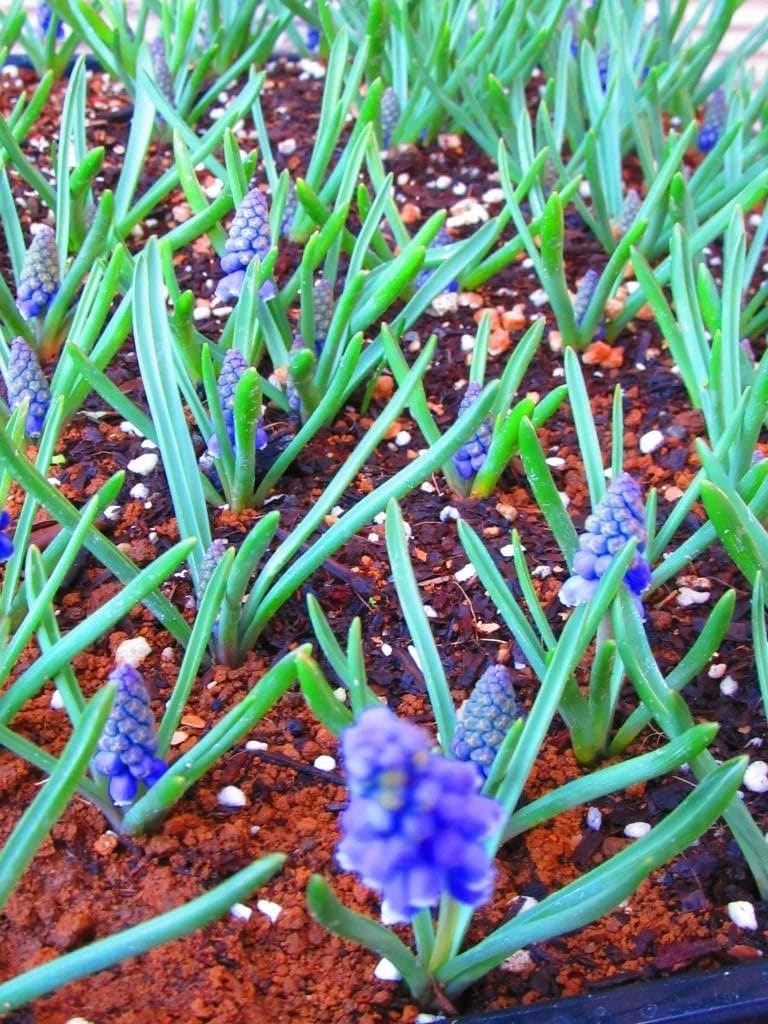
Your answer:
[0,509,14,562]
[572,268,599,327]
[618,189,642,235]
[4,337,50,437]
[698,87,726,153]
[452,382,493,480]
[149,36,174,105]
[92,663,167,806]
[17,226,59,320]
[380,87,400,148]
[560,472,652,615]
[597,44,610,90]
[337,705,503,922]
[206,349,268,459]
[312,277,334,354]
[37,2,64,39]
[451,665,522,778]
[280,180,299,240]
[216,188,273,303]
[197,537,228,599]
[415,225,458,294]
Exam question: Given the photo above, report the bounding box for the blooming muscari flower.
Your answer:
[17,225,59,320]
[216,187,275,303]
[312,277,334,354]
[572,268,599,327]
[559,472,652,614]
[380,87,400,149]
[698,87,726,153]
[337,705,503,923]
[451,665,522,779]
[452,382,493,481]
[91,663,168,806]
[4,337,51,437]
[0,510,14,562]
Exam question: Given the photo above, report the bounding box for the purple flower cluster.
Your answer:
[17,226,59,320]
[618,189,642,235]
[4,338,51,437]
[380,87,400,149]
[37,2,64,39]
[572,268,599,327]
[208,348,268,456]
[92,664,167,806]
[0,510,14,562]
[337,705,502,923]
[216,188,274,303]
[451,665,522,779]
[698,87,726,153]
[452,382,493,481]
[312,277,334,354]
[559,472,652,614]
[149,36,174,105]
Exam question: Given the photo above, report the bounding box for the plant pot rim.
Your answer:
[452,959,768,1023]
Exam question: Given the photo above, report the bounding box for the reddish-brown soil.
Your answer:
[0,59,766,1024]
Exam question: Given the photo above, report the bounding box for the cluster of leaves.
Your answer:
[0,0,767,1016]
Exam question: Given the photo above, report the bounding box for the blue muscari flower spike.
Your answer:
[37,2,64,39]
[208,348,268,455]
[4,337,51,437]
[92,663,168,806]
[280,180,298,240]
[216,187,275,303]
[380,87,400,149]
[564,4,579,56]
[559,472,652,615]
[337,705,503,923]
[452,382,493,481]
[17,225,59,320]
[312,277,334,354]
[415,225,458,293]
[197,537,228,599]
[149,36,174,106]
[698,87,726,153]
[572,268,599,328]
[618,189,642,235]
[306,24,320,51]
[451,665,522,779]
[597,43,610,90]
[0,510,14,562]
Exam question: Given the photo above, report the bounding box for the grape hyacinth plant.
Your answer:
[91,663,168,806]
[0,510,13,562]
[452,381,493,481]
[337,705,503,923]
[559,472,652,615]
[16,226,59,320]
[3,337,51,438]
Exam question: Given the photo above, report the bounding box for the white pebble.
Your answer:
[423,605,437,619]
[500,545,515,558]
[545,456,566,468]
[415,1016,443,1024]
[373,957,402,982]
[420,481,435,493]
[314,755,337,772]
[115,636,152,667]
[127,453,158,476]
[65,1018,97,1024]
[394,430,412,447]
[257,899,282,923]
[639,429,664,454]
[482,187,505,204]
[217,785,247,808]
[439,505,460,522]
[129,483,149,500]
[333,687,347,702]
[245,740,268,752]
[230,902,253,921]
[119,421,144,437]
[408,645,423,672]
[624,821,652,839]
[720,675,738,697]
[728,900,758,930]
[677,587,711,607]
[529,287,549,307]
[708,663,727,679]
[743,761,768,793]
[515,895,539,913]
[434,175,452,189]
[380,643,393,656]
[330,505,344,518]
[367,532,379,543]
[277,137,296,155]
[454,563,478,583]
[460,333,475,352]
[103,504,122,521]
[586,806,602,830]
[500,949,534,973]
[140,439,158,450]
[50,688,65,711]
